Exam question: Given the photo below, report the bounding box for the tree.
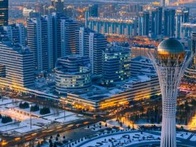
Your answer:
[19,102,29,109]
[30,104,39,112]
[1,116,12,123]
[40,107,50,115]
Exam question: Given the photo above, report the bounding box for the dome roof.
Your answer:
[157,38,184,54]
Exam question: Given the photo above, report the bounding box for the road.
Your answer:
[0,89,195,146]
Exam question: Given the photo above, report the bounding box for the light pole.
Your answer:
[30,104,32,129]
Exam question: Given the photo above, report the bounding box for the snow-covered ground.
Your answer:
[176,132,192,139]
[77,132,160,147]
[0,98,84,135]
[190,134,196,141]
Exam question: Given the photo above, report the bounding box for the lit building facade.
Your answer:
[0,41,34,88]
[65,75,159,111]
[102,46,131,84]
[55,55,91,95]
[0,0,8,26]
[149,38,192,147]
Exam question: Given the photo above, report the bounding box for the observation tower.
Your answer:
[148,38,192,147]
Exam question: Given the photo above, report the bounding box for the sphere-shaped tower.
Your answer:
[148,38,192,147]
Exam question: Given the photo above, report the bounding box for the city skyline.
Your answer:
[0,0,196,146]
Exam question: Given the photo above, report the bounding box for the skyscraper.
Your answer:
[0,40,34,88]
[161,0,170,7]
[89,4,99,17]
[3,23,26,46]
[164,9,175,37]
[151,7,162,38]
[51,0,64,13]
[138,11,150,36]
[149,38,192,147]
[27,15,54,71]
[0,0,8,26]
[175,7,189,38]
[60,19,79,56]
[89,32,107,75]
[76,27,107,75]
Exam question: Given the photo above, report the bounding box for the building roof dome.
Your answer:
[157,38,184,55]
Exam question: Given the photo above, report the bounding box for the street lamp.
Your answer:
[64,99,66,123]
[30,104,32,129]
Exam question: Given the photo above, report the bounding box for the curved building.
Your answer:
[55,55,92,95]
[148,38,192,147]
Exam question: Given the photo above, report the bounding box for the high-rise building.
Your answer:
[76,27,92,57]
[52,13,79,65]
[0,40,34,88]
[175,8,189,38]
[102,46,131,85]
[164,9,175,37]
[51,0,64,13]
[151,7,162,38]
[0,0,8,26]
[3,23,26,46]
[88,4,99,17]
[161,0,170,7]
[181,23,196,39]
[60,19,79,56]
[76,27,107,75]
[149,38,192,147]
[55,55,91,95]
[27,15,53,71]
[89,32,107,75]
[138,11,150,36]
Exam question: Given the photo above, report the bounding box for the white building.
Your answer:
[0,41,34,88]
[27,15,53,71]
[149,38,192,147]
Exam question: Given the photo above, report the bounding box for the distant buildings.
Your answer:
[88,4,99,17]
[0,0,8,26]
[55,55,91,95]
[0,41,34,88]
[175,8,189,38]
[151,7,162,38]
[185,33,196,80]
[51,0,64,13]
[138,11,150,36]
[86,17,137,37]
[3,23,26,46]
[181,23,196,39]
[164,9,175,37]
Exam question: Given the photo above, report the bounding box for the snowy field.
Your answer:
[0,98,84,135]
